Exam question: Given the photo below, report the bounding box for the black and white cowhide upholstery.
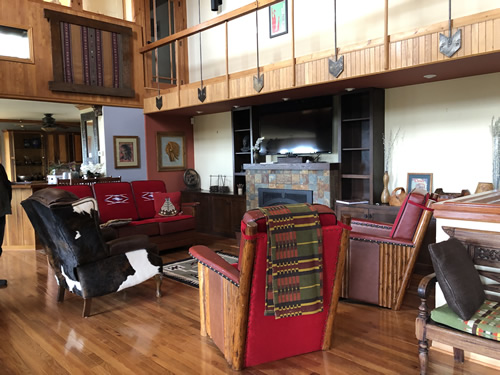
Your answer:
[21,188,163,317]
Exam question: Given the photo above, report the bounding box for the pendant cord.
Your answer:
[334,0,338,60]
[153,0,160,95]
[448,0,452,37]
[256,10,260,75]
[198,0,203,88]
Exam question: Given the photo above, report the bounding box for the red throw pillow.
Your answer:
[153,192,181,217]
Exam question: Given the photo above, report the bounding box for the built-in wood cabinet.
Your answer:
[231,106,258,193]
[336,88,384,204]
[3,130,83,182]
[181,191,246,237]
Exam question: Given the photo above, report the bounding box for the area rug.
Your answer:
[162,252,238,287]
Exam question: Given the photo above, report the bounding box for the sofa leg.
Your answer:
[57,285,65,302]
[418,339,429,375]
[82,298,92,318]
[453,347,464,363]
[155,274,162,298]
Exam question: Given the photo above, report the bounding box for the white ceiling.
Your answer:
[0,98,81,123]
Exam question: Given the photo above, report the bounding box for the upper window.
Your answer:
[0,24,33,63]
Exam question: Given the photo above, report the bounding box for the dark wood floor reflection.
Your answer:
[0,233,497,374]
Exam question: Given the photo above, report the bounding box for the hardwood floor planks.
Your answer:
[0,235,498,374]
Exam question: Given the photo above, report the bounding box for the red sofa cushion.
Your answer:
[93,182,139,223]
[389,188,429,240]
[241,207,343,367]
[131,180,167,219]
[153,191,181,217]
[52,185,93,199]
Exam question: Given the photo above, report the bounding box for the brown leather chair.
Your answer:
[343,188,435,310]
[189,204,351,370]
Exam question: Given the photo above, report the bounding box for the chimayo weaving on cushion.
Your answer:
[259,203,323,319]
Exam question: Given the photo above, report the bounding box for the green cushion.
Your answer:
[431,300,500,341]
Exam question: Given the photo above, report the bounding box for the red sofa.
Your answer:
[53,180,197,252]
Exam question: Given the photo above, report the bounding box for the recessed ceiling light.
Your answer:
[196,110,203,114]
[423,74,437,79]
[282,98,290,101]
[345,88,355,92]
[233,105,240,109]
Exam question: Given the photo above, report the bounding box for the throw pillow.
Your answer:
[153,192,181,217]
[428,238,485,320]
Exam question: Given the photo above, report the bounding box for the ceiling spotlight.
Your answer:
[233,105,240,109]
[282,98,290,101]
[423,74,437,79]
[196,110,203,114]
[345,88,355,92]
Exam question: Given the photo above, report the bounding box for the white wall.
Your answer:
[185,0,499,81]
[193,112,233,191]
[385,72,500,194]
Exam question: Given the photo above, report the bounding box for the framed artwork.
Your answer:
[114,136,140,169]
[269,0,288,38]
[407,173,433,193]
[157,132,186,171]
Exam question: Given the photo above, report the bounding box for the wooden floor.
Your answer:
[0,233,497,374]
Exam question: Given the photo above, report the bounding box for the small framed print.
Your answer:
[113,136,140,169]
[269,0,288,38]
[407,173,433,193]
[157,132,186,171]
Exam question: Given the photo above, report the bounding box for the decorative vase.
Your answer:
[381,171,390,204]
[253,150,259,163]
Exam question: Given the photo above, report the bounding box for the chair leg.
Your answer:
[155,274,162,298]
[57,285,65,302]
[453,347,464,363]
[418,339,429,375]
[82,298,92,318]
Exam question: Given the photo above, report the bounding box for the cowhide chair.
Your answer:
[21,188,163,317]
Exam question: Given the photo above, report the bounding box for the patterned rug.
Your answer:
[162,252,238,287]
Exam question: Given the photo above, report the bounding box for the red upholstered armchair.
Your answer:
[344,188,435,310]
[189,204,351,370]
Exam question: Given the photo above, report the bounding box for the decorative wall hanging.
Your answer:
[157,132,186,171]
[439,0,461,57]
[269,0,288,38]
[253,9,264,93]
[197,0,206,102]
[328,0,343,78]
[113,136,140,169]
[44,9,135,98]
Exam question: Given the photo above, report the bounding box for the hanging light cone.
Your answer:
[439,0,461,57]
[328,0,344,78]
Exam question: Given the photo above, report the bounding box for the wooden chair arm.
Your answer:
[189,245,240,285]
[417,273,437,300]
[350,232,414,247]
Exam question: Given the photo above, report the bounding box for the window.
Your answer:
[0,24,33,63]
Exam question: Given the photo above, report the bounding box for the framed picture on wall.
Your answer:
[157,132,186,171]
[269,0,288,38]
[113,136,140,169]
[407,173,433,193]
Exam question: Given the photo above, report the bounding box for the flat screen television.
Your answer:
[257,96,333,156]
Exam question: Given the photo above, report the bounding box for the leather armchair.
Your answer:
[21,188,163,317]
[189,204,351,370]
[344,188,435,310]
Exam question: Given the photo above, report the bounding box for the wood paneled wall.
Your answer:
[144,9,500,115]
[0,0,145,108]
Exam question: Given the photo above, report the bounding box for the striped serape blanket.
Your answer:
[259,203,323,319]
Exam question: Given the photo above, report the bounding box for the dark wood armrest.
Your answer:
[351,218,393,237]
[189,245,240,286]
[417,273,437,299]
[181,201,199,216]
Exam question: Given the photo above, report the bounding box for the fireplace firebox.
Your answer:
[258,188,313,207]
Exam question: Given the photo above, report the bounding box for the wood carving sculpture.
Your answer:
[165,141,180,162]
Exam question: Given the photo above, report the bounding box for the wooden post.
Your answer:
[231,221,257,370]
[322,215,351,350]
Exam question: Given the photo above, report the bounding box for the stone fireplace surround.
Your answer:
[244,163,339,210]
